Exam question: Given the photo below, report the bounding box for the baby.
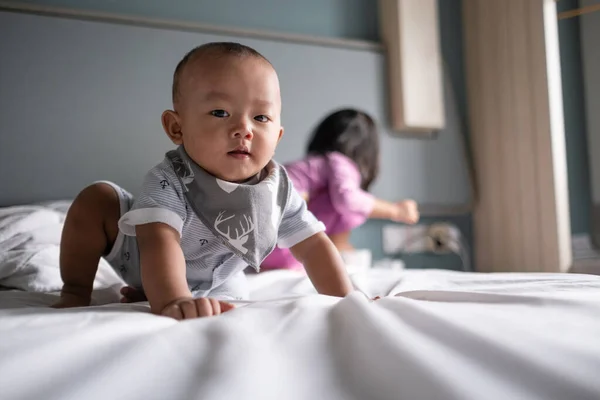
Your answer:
[53,42,354,319]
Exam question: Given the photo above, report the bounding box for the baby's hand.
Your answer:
[160,297,236,320]
[393,200,420,224]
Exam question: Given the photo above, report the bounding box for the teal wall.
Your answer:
[2,0,379,41]
[557,0,592,235]
[3,0,474,270]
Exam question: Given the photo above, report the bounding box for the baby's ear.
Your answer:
[162,110,183,144]
[277,126,284,143]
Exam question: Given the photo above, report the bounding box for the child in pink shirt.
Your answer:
[261,109,419,271]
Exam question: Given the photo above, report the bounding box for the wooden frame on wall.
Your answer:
[378,0,446,134]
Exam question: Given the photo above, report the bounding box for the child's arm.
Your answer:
[136,222,234,319]
[290,232,353,297]
[369,199,420,224]
[324,153,419,225]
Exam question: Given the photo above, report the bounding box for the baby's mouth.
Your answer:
[227,147,251,159]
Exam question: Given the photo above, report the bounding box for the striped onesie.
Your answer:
[103,157,325,301]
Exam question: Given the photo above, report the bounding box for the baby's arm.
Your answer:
[119,165,234,319]
[136,222,234,319]
[135,222,190,314]
[290,232,353,297]
[277,167,353,297]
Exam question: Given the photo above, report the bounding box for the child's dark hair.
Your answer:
[172,42,271,105]
[307,109,380,190]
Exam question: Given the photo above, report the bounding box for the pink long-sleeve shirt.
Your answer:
[261,152,375,270]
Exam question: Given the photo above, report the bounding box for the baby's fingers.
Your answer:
[195,298,214,317]
[162,304,184,320]
[209,298,222,315]
[201,298,235,316]
[179,301,199,319]
[219,301,236,313]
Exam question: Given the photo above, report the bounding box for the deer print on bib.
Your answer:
[214,211,255,254]
[165,146,290,270]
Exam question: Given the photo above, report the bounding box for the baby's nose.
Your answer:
[232,120,253,139]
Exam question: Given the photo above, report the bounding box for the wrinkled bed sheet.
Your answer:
[1,204,600,400]
[2,269,600,400]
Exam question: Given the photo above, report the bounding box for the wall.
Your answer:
[580,0,600,205]
[1,0,379,41]
[579,0,600,247]
[2,0,473,271]
[557,0,592,235]
[351,0,472,271]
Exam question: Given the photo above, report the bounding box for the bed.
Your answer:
[1,202,600,400]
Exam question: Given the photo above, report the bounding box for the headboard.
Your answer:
[0,9,473,214]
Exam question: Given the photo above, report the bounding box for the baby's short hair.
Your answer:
[172,42,271,105]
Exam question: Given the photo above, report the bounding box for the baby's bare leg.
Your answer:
[53,183,120,308]
[120,286,147,303]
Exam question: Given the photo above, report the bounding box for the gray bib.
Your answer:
[166,146,290,269]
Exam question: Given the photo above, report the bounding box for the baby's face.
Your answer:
[168,56,283,182]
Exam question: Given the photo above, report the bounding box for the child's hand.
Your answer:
[393,200,420,224]
[160,297,236,320]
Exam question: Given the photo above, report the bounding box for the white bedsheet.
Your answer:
[2,269,600,400]
[0,202,123,292]
[2,203,600,399]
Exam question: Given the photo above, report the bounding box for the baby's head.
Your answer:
[307,109,380,190]
[162,42,283,182]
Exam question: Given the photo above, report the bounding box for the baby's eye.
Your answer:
[254,115,269,123]
[211,110,230,118]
